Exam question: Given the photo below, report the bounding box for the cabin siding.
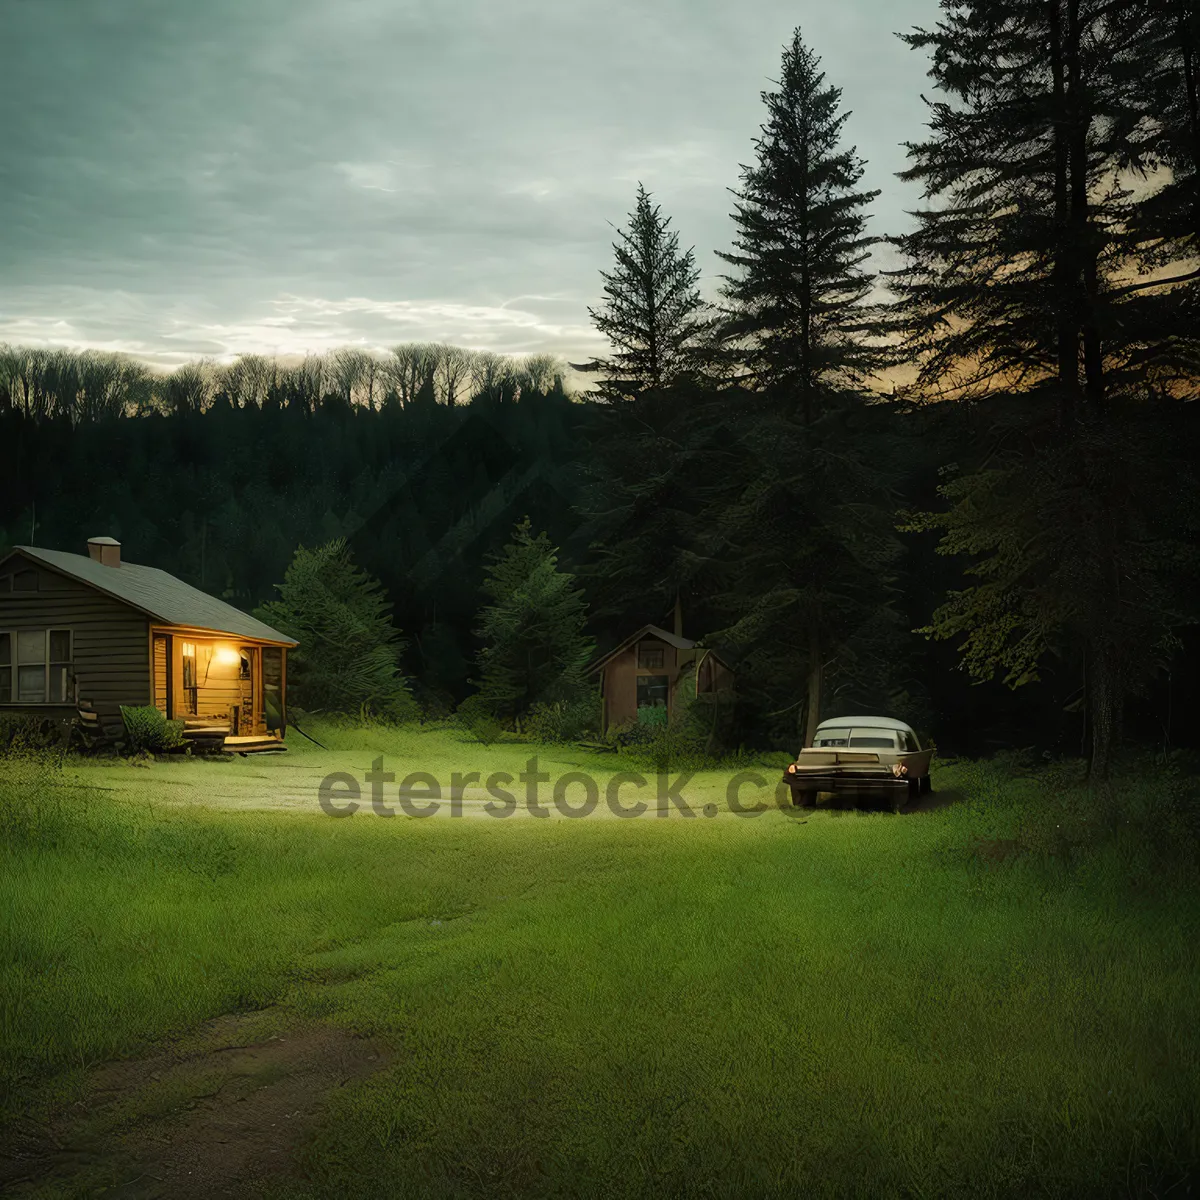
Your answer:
[602,646,640,729]
[0,563,150,739]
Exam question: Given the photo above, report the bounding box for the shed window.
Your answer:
[638,644,664,669]
[1,628,72,702]
[636,675,669,709]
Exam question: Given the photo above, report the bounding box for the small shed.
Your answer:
[0,538,297,749]
[589,619,733,733]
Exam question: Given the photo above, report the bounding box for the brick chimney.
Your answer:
[87,537,121,567]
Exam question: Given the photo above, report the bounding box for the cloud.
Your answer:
[0,0,937,365]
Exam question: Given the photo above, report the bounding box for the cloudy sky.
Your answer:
[1,0,938,378]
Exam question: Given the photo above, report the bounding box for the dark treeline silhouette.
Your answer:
[3,4,1200,771]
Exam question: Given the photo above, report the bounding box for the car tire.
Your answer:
[920,774,933,795]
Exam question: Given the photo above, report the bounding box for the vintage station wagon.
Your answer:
[781,716,934,813]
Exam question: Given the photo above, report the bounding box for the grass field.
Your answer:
[1,723,1198,1198]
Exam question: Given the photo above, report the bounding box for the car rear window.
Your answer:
[848,729,897,748]
[813,730,850,747]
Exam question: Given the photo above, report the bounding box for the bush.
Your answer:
[454,695,504,746]
[119,705,186,754]
[359,694,422,726]
[524,694,601,744]
[0,713,66,754]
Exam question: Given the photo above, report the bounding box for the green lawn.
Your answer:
[1,725,1197,1198]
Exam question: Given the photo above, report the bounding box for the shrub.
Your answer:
[0,713,65,754]
[525,694,601,744]
[454,695,503,746]
[119,705,186,754]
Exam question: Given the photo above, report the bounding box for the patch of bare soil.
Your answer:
[0,1011,390,1199]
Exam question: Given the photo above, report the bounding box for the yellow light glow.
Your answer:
[213,646,241,666]
[181,642,195,657]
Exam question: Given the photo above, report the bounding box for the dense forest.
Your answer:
[3,1,1199,768]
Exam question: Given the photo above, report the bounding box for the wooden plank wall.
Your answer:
[0,561,150,739]
[153,635,168,713]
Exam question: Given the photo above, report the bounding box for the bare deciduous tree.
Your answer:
[433,343,472,407]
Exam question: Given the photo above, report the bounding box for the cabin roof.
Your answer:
[587,623,732,674]
[4,546,298,646]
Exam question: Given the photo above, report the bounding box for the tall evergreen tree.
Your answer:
[886,0,1200,776]
[254,538,418,720]
[881,0,1193,417]
[473,517,594,726]
[1105,0,1200,396]
[715,28,885,425]
[696,28,903,747]
[587,182,713,397]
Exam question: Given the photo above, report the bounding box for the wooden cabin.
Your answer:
[0,538,297,750]
[589,621,733,733]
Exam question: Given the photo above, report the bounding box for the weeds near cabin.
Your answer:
[119,705,186,754]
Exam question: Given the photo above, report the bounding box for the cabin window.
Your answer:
[637,644,664,669]
[1,628,72,702]
[13,570,38,592]
[636,675,669,709]
[180,642,198,715]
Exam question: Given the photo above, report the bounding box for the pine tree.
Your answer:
[254,538,418,720]
[703,396,914,750]
[587,182,713,397]
[715,28,885,425]
[697,28,899,745]
[880,0,1191,418]
[473,517,595,725]
[886,0,1200,776]
[1104,0,1200,397]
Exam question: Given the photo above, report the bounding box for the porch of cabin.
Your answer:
[151,630,287,752]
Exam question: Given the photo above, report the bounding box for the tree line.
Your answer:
[0,342,573,419]
[2,0,1199,776]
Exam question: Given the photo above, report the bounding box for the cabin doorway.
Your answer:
[232,647,254,735]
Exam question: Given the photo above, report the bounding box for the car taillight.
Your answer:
[787,764,797,774]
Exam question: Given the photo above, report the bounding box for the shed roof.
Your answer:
[4,546,298,646]
[587,623,732,674]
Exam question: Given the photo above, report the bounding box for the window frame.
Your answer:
[636,673,670,710]
[847,728,899,750]
[0,627,74,704]
[637,642,665,670]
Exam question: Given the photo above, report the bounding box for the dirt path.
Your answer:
[0,1011,391,1199]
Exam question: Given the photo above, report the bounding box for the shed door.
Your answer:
[153,635,170,716]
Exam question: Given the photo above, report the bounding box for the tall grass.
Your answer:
[2,739,1198,1198]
